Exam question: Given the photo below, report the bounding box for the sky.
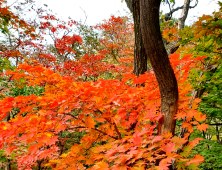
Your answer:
[5,0,220,65]
[33,0,220,26]
[36,0,129,25]
[6,0,220,26]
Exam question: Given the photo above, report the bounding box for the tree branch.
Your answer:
[68,126,118,140]
[113,122,122,139]
[65,113,118,140]
[166,0,172,19]
[92,128,118,140]
[208,123,222,126]
[164,0,198,21]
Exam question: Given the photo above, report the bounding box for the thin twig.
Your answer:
[65,113,118,140]
[113,122,122,139]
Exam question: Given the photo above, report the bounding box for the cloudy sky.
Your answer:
[6,0,220,26]
[33,0,220,26]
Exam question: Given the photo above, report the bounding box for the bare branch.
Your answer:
[208,123,222,126]
[164,6,183,21]
[164,0,198,21]
[166,0,172,19]
[79,7,88,25]
[190,0,198,8]
[8,0,19,7]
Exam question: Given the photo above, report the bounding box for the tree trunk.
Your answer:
[4,159,11,170]
[140,0,179,135]
[178,0,191,30]
[125,0,148,76]
[216,125,221,144]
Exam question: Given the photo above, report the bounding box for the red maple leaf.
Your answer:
[133,135,142,146]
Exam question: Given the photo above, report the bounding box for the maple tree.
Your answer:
[1,0,221,170]
[95,15,134,75]
[0,52,207,170]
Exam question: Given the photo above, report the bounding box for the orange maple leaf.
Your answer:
[186,155,204,166]
[94,161,109,170]
[194,113,206,122]
[85,116,96,129]
[163,142,176,153]
[197,123,208,131]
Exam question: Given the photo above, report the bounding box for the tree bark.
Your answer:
[125,0,148,76]
[4,159,11,170]
[178,0,191,30]
[216,125,220,143]
[140,0,179,135]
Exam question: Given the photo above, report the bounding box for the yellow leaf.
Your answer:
[46,132,53,137]
[60,153,67,158]
[211,135,217,140]
[48,159,59,164]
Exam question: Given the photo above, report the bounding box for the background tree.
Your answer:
[124,0,148,76]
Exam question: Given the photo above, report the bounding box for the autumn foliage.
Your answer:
[0,1,212,170]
